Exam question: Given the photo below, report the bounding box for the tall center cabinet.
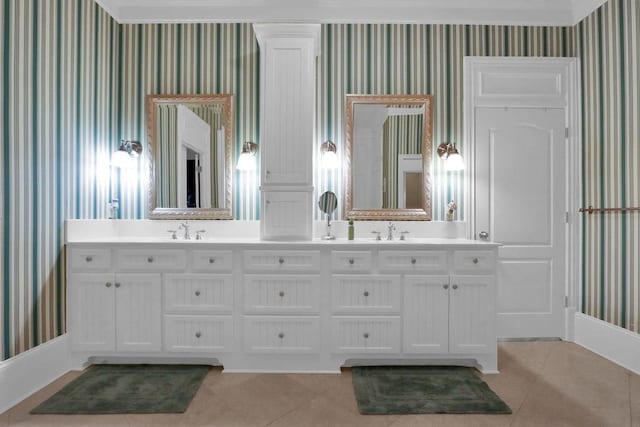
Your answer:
[254,24,321,240]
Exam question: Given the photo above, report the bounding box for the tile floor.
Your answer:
[2,341,638,426]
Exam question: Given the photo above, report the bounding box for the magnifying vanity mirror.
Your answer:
[318,191,338,240]
[147,94,234,219]
[344,94,433,220]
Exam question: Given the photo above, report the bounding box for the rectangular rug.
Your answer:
[352,366,511,415]
[31,364,210,414]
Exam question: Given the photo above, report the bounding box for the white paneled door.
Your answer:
[475,108,566,338]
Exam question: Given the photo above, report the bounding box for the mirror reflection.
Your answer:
[345,95,433,220]
[147,94,234,219]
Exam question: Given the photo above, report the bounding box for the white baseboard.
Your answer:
[0,334,71,414]
[574,313,640,375]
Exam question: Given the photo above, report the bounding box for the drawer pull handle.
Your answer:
[209,257,216,264]
[363,291,370,297]
[278,332,284,339]
[195,290,201,297]
[105,282,112,288]
[115,282,121,288]
[85,256,93,262]
[348,258,355,265]
[411,258,417,265]
[443,284,449,290]
[278,258,285,264]
[452,284,458,290]
[473,258,479,264]
[363,333,370,339]
[147,256,154,263]
[279,291,285,298]
[195,331,201,338]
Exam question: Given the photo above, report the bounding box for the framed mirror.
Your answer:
[344,94,433,220]
[146,94,234,219]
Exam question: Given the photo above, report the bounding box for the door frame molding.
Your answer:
[463,57,582,340]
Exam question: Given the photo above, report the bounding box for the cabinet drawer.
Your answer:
[244,250,320,272]
[191,250,233,272]
[69,248,111,271]
[331,317,401,353]
[116,249,186,271]
[378,250,448,274]
[453,251,495,275]
[244,316,320,353]
[164,274,233,314]
[244,275,320,314]
[164,315,233,352]
[331,251,373,273]
[331,275,401,314]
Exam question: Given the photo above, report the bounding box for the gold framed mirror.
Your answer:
[344,94,433,220]
[147,94,234,219]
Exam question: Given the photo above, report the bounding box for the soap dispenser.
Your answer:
[348,219,354,240]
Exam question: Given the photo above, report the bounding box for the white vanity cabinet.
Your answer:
[254,24,321,240]
[66,239,499,373]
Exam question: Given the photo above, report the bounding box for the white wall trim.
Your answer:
[0,334,71,414]
[575,313,640,375]
[464,57,581,341]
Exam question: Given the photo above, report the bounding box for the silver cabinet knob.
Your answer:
[115,282,121,288]
[363,333,370,339]
[411,258,417,265]
[209,257,216,264]
[278,332,284,339]
[85,256,93,262]
[147,256,154,263]
[479,231,489,240]
[348,258,355,265]
[473,258,479,264]
[363,291,370,297]
[195,331,201,338]
[443,284,449,290]
[279,291,285,298]
[278,257,285,264]
[195,290,201,296]
[452,284,458,290]
[105,282,112,288]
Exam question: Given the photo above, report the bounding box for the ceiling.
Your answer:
[95,0,607,26]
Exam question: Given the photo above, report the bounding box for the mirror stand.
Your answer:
[318,191,338,240]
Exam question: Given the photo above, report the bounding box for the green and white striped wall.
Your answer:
[1,0,637,360]
[575,0,639,333]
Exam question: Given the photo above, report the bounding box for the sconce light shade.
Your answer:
[237,141,257,171]
[320,140,339,169]
[437,142,465,171]
[112,140,142,169]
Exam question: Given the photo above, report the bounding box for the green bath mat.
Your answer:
[31,364,210,414]
[352,366,511,415]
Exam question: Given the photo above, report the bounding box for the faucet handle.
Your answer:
[371,231,382,241]
[400,231,410,241]
[195,230,206,240]
[167,230,178,240]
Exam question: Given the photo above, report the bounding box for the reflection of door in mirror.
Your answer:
[178,105,211,209]
[397,155,423,209]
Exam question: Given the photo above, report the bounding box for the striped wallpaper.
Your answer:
[575,0,639,333]
[1,0,637,360]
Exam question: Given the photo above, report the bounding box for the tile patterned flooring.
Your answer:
[2,342,638,426]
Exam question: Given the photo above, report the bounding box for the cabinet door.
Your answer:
[403,276,449,353]
[115,274,162,352]
[68,274,116,352]
[449,275,494,354]
[261,191,312,240]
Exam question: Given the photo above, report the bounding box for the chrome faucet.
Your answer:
[387,222,396,241]
[179,222,191,240]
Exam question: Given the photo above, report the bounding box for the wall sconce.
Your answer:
[112,140,142,169]
[437,142,465,171]
[320,140,339,169]
[236,141,258,171]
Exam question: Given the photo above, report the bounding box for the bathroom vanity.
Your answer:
[66,226,499,373]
